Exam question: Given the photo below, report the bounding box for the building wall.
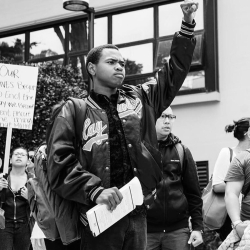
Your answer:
[1,0,250,176]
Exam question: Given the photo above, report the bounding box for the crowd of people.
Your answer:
[1,1,250,250]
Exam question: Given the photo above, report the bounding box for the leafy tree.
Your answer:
[125,59,143,75]
[0,59,87,165]
[0,39,24,62]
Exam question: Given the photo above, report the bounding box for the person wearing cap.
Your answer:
[146,106,203,250]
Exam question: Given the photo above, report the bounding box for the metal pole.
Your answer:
[86,7,95,91]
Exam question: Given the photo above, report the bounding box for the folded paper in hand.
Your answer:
[86,177,143,237]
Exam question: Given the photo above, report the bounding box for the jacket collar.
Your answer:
[86,89,126,109]
[158,133,181,147]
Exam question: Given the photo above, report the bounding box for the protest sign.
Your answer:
[0,63,38,173]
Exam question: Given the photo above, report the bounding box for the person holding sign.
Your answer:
[0,146,34,250]
[47,1,198,250]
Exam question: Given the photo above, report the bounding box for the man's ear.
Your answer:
[87,62,96,76]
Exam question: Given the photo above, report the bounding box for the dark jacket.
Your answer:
[47,33,196,213]
[0,171,35,232]
[147,133,203,233]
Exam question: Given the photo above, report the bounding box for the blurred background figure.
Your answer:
[26,150,35,176]
[0,146,34,250]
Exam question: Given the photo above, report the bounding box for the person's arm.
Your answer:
[224,152,248,238]
[225,180,246,237]
[212,148,232,193]
[47,101,122,210]
[0,175,8,191]
[182,146,203,236]
[143,1,198,118]
[213,183,226,193]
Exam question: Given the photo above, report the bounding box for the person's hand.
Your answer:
[235,222,248,238]
[95,187,123,212]
[21,186,28,200]
[0,177,8,191]
[188,230,203,247]
[180,0,199,24]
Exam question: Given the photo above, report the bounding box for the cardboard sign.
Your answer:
[0,63,38,130]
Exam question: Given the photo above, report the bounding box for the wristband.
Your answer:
[232,220,242,229]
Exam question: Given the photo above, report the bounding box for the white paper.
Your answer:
[86,177,143,237]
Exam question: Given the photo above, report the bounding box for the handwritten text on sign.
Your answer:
[0,63,38,130]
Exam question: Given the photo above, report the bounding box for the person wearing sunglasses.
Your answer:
[26,150,35,175]
[0,146,34,250]
[146,107,203,250]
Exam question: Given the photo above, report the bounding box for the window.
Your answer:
[0,0,217,95]
[196,161,209,190]
[156,0,210,94]
[69,21,88,53]
[158,0,204,37]
[94,17,108,47]
[156,33,204,91]
[120,43,153,75]
[30,26,65,59]
[0,34,25,62]
[69,55,88,80]
[112,8,154,44]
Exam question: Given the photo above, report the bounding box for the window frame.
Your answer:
[0,0,217,95]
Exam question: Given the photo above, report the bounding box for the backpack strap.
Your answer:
[175,143,184,172]
[67,97,87,148]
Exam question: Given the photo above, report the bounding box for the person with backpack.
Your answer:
[209,118,250,243]
[27,143,81,250]
[0,146,34,250]
[46,2,199,249]
[146,106,203,250]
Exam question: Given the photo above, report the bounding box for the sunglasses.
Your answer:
[29,155,34,162]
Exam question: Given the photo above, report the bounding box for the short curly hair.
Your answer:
[86,44,119,79]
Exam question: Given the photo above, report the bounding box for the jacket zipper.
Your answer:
[9,185,17,220]
[163,176,166,233]
[13,194,17,220]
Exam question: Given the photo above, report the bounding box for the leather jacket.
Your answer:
[147,134,203,233]
[47,33,196,213]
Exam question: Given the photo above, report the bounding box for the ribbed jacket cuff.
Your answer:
[88,186,105,203]
[80,213,88,226]
[179,19,196,38]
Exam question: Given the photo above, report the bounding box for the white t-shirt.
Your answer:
[212,147,236,186]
